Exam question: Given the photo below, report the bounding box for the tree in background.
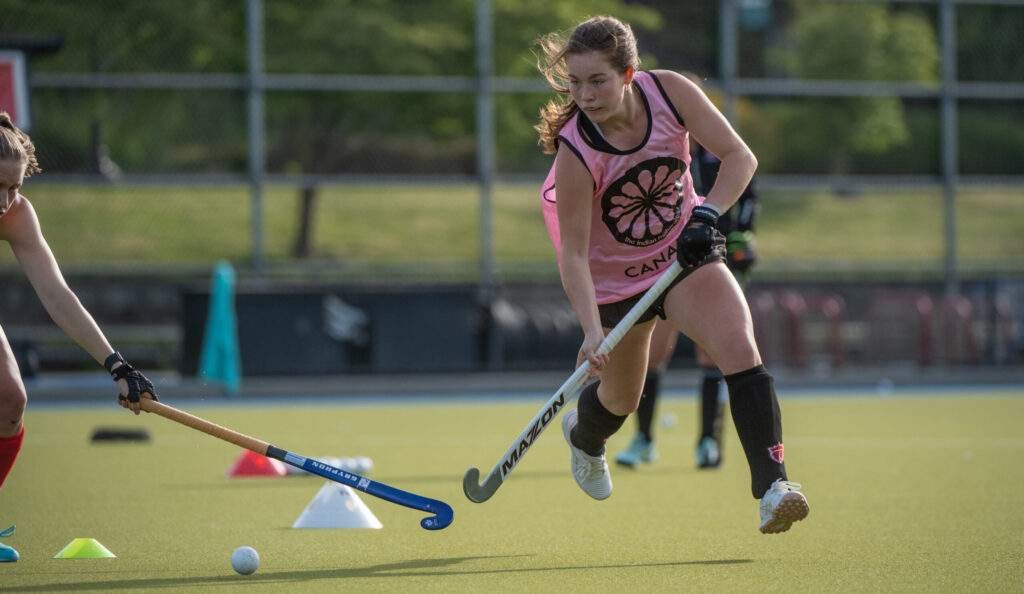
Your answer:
[12,1,1001,177]
[0,0,661,176]
[264,0,662,174]
[763,2,938,174]
[0,0,248,174]
[956,4,1024,175]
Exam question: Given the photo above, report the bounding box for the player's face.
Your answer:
[0,159,25,218]
[566,51,631,124]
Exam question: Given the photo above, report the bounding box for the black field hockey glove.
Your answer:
[104,352,157,412]
[726,230,757,273]
[677,205,726,267]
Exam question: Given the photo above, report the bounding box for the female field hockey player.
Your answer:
[537,16,808,533]
[616,101,761,471]
[0,112,158,561]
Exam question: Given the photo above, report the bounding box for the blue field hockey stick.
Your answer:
[141,399,453,530]
[463,261,685,503]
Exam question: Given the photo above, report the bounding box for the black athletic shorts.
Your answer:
[597,252,725,329]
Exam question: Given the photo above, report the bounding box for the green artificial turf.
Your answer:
[3,391,1023,592]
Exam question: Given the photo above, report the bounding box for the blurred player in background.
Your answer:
[537,16,807,533]
[616,74,760,471]
[0,112,158,562]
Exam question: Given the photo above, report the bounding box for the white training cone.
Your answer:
[292,482,383,529]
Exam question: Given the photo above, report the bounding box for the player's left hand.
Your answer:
[104,352,158,415]
[726,230,757,272]
[677,205,726,267]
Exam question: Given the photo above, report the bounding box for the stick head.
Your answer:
[462,467,502,503]
[419,500,454,530]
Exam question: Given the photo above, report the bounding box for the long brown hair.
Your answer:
[0,112,40,176]
[534,16,641,154]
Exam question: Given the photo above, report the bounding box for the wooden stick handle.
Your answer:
[140,399,270,455]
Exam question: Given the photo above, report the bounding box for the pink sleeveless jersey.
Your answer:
[540,70,703,304]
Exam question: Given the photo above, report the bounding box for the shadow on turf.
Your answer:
[171,464,698,491]
[375,464,704,485]
[6,556,753,590]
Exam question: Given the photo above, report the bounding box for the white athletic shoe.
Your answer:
[562,409,613,500]
[759,479,810,534]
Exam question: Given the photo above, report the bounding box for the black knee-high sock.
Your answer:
[571,381,628,457]
[635,369,661,442]
[725,365,787,498]
[699,367,723,441]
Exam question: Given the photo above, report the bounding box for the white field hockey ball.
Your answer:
[231,546,259,575]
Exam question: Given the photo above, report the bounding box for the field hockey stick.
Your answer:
[140,399,454,530]
[463,261,685,503]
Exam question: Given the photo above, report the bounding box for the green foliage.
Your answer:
[959,101,1024,175]
[2,2,1018,177]
[957,5,1024,82]
[847,103,940,175]
[0,0,247,72]
[265,0,475,76]
[767,2,938,172]
[0,0,250,173]
[0,0,659,175]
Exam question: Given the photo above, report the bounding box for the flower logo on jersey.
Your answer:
[601,156,686,247]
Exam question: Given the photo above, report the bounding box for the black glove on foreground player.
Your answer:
[677,204,726,267]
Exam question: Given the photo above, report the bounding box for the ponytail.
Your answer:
[536,100,578,155]
[534,31,576,154]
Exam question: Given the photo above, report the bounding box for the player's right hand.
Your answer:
[576,331,608,377]
[104,352,158,415]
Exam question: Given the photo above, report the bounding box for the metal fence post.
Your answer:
[476,0,499,368]
[247,0,266,271]
[719,0,738,125]
[940,0,959,297]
